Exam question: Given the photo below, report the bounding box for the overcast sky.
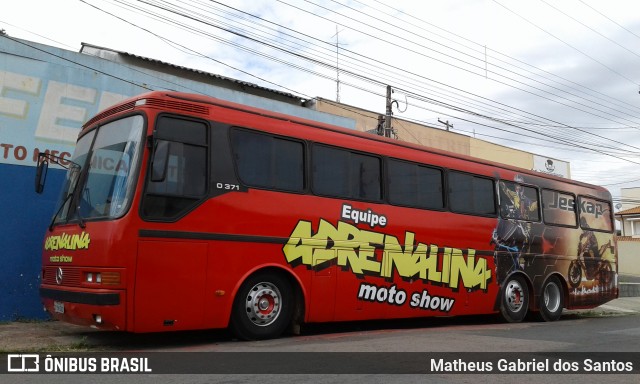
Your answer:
[3,0,640,204]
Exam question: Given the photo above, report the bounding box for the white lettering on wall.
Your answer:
[0,68,129,167]
[0,70,41,118]
[35,81,97,144]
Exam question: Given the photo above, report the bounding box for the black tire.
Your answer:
[499,275,529,323]
[568,260,582,289]
[230,272,293,341]
[537,276,564,322]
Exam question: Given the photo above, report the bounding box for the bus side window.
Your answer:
[541,189,577,227]
[387,159,444,210]
[147,141,206,196]
[448,171,496,216]
[230,129,304,192]
[498,181,540,222]
[142,116,208,220]
[578,196,613,232]
[312,144,381,201]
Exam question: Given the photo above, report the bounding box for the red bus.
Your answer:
[36,91,618,340]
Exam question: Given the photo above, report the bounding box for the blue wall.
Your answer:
[0,164,65,320]
[0,36,355,320]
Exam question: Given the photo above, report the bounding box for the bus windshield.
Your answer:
[53,115,144,225]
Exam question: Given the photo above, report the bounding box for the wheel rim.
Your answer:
[505,279,525,313]
[244,282,282,327]
[543,281,561,313]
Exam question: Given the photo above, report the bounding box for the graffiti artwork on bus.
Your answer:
[283,205,492,292]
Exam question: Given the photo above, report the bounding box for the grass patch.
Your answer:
[0,315,54,325]
[574,310,627,318]
[0,337,98,353]
[12,317,54,324]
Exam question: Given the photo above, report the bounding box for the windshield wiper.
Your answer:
[76,187,89,229]
[48,192,72,232]
[48,163,84,231]
[37,153,83,231]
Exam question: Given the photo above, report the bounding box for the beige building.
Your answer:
[620,187,640,212]
[615,206,640,277]
[309,98,571,178]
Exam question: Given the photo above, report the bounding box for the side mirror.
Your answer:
[35,154,49,194]
[151,140,170,182]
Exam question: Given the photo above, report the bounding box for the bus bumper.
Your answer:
[40,285,126,331]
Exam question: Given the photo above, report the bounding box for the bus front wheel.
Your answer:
[499,275,529,322]
[230,272,293,340]
[536,276,564,322]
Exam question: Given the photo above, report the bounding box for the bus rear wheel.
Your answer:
[499,275,529,322]
[537,276,564,322]
[230,272,293,340]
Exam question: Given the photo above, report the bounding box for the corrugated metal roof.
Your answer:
[80,43,302,101]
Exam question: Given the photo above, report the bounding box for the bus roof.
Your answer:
[84,90,610,196]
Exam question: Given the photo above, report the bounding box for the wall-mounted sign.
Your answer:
[532,156,570,178]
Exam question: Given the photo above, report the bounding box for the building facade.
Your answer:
[616,206,640,277]
[309,98,570,178]
[617,207,640,238]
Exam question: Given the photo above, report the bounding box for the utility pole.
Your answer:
[384,85,393,138]
[438,118,453,131]
[377,85,400,139]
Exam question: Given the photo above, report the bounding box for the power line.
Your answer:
[539,0,640,62]
[101,0,640,160]
[0,19,76,50]
[1,34,153,92]
[578,0,640,41]
[290,0,640,130]
[492,0,639,86]
[364,0,640,116]
[270,0,640,153]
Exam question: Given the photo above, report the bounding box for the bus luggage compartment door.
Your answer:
[134,240,208,332]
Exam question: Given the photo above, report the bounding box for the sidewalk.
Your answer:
[564,296,640,315]
[1,297,639,353]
